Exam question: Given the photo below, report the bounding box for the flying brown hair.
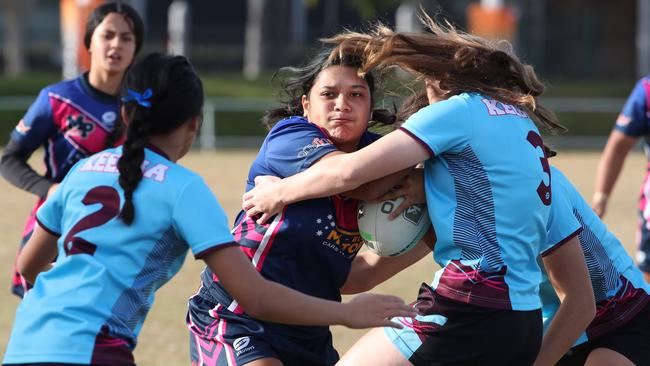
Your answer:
[323,12,566,134]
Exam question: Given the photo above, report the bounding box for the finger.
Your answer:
[246,207,261,218]
[256,213,270,225]
[377,189,404,202]
[381,319,403,329]
[242,191,253,200]
[242,200,254,212]
[388,200,412,220]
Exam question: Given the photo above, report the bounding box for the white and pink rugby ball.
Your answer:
[357,197,430,257]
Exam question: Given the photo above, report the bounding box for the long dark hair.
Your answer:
[262,47,395,129]
[84,2,145,150]
[117,53,204,225]
[325,12,566,134]
[84,1,145,54]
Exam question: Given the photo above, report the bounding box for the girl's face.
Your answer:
[301,65,372,152]
[88,12,137,76]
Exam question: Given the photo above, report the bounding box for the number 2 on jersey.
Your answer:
[527,131,551,205]
[63,186,121,255]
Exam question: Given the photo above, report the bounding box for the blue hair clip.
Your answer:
[122,88,153,108]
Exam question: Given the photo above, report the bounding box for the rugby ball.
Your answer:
[357,197,430,257]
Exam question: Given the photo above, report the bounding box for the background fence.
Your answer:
[0,95,627,150]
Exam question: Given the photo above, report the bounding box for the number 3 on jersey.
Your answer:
[63,186,121,255]
[527,131,551,206]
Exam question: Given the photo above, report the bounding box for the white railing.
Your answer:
[0,96,625,149]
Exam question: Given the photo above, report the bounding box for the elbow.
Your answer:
[337,164,364,192]
[234,281,273,320]
[16,260,36,285]
[240,298,265,319]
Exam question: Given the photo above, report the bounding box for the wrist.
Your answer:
[276,183,289,207]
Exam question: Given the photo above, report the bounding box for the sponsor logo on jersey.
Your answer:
[315,214,362,258]
[65,115,95,138]
[15,119,30,134]
[298,137,333,157]
[616,114,631,127]
[102,111,117,124]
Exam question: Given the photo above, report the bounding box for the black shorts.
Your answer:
[187,294,338,366]
[557,301,650,366]
[384,283,543,366]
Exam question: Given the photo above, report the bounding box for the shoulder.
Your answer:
[407,93,471,123]
[267,116,329,141]
[45,77,80,94]
[549,166,575,201]
[271,116,316,132]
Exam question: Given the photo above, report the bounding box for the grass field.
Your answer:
[0,149,646,365]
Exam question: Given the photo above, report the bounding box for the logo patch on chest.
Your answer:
[65,115,95,138]
[316,214,362,258]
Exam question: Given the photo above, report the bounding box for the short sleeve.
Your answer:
[400,96,472,156]
[35,181,65,236]
[614,78,650,137]
[265,118,339,177]
[541,183,582,257]
[11,88,56,151]
[172,177,235,257]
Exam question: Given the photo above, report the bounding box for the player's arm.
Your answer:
[202,245,416,328]
[16,223,59,284]
[310,149,412,201]
[341,228,434,294]
[244,130,430,224]
[0,139,54,199]
[592,129,636,217]
[533,236,595,366]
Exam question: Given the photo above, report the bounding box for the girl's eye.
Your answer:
[321,92,335,98]
[351,92,364,97]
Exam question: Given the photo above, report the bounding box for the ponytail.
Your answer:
[116,53,204,225]
[117,94,152,225]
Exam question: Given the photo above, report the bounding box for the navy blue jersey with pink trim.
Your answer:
[614,76,650,155]
[10,74,122,183]
[195,116,379,349]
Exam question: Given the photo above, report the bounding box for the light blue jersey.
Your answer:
[3,146,234,365]
[541,167,650,344]
[401,92,567,311]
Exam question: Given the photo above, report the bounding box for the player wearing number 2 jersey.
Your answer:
[2,53,414,366]
[242,15,595,366]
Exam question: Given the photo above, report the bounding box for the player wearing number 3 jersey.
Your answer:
[2,53,415,366]
[242,14,595,366]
